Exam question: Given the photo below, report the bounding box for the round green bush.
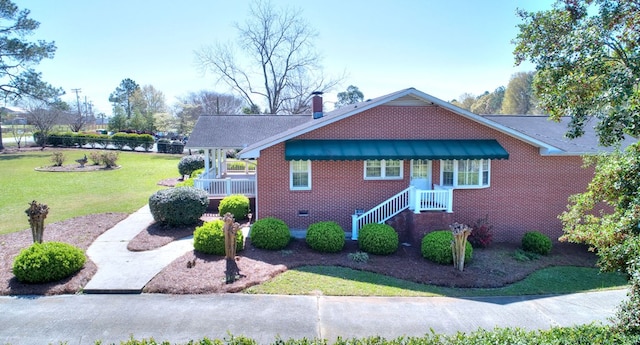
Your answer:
[249,217,290,250]
[218,194,250,220]
[148,187,209,226]
[306,221,345,253]
[521,231,553,255]
[193,220,244,255]
[12,242,86,283]
[421,230,473,265]
[178,155,205,176]
[358,223,399,255]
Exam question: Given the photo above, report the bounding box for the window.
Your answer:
[440,159,490,188]
[364,160,403,180]
[290,160,311,190]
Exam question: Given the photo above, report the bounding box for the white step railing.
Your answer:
[351,187,412,240]
[194,177,256,197]
[351,186,453,240]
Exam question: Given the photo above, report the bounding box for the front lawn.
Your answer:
[0,149,181,235]
[244,265,628,297]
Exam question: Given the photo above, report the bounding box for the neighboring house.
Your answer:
[187,88,635,244]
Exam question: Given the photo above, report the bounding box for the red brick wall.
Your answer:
[255,105,593,243]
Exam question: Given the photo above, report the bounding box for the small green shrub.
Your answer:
[50,151,65,166]
[421,230,472,264]
[249,217,290,250]
[178,155,205,177]
[12,242,86,283]
[193,220,244,255]
[513,248,541,262]
[88,151,102,165]
[100,151,119,168]
[190,168,205,178]
[306,221,345,253]
[348,251,369,263]
[358,223,399,255]
[175,178,195,187]
[218,194,250,220]
[148,187,208,226]
[521,231,553,255]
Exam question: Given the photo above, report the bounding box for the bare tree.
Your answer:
[179,90,244,115]
[24,98,66,149]
[195,0,341,114]
[10,123,27,149]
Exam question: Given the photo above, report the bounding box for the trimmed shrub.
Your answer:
[421,230,473,265]
[521,231,553,255]
[50,151,65,166]
[468,215,494,248]
[100,151,119,168]
[111,132,129,150]
[358,223,399,255]
[193,219,244,255]
[306,221,345,253]
[156,138,171,153]
[249,217,290,250]
[148,187,208,226]
[170,141,185,154]
[12,242,86,283]
[88,151,102,165]
[138,134,155,151]
[218,194,250,220]
[178,155,205,177]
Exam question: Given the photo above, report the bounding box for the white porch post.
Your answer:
[217,149,223,178]
[446,188,453,213]
[204,149,211,178]
[408,185,415,211]
[413,187,421,214]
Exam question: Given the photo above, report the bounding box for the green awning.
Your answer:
[285,139,509,161]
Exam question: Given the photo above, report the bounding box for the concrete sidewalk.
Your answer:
[83,205,194,293]
[0,290,628,345]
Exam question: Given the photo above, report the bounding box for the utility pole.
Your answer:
[71,88,82,118]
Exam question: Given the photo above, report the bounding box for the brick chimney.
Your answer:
[312,91,323,119]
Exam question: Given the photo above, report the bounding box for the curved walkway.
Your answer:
[83,205,194,293]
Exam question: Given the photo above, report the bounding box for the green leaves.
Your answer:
[513,0,640,146]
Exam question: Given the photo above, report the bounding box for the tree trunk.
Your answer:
[25,200,49,243]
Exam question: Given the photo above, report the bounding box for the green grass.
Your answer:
[0,149,181,234]
[244,265,629,297]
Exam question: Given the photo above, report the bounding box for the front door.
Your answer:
[410,159,432,190]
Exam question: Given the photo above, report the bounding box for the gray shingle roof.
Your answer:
[185,115,311,149]
[483,115,636,154]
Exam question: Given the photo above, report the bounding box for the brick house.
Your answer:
[187,88,634,244]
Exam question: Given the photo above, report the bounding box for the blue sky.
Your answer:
[16,0,554,115]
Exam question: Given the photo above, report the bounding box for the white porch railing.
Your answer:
[194,177,256,197]
[351,186,453,240]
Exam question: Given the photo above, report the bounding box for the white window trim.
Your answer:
[290,160,311,190]
[439,159,491,189]
[364,159,404,180]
